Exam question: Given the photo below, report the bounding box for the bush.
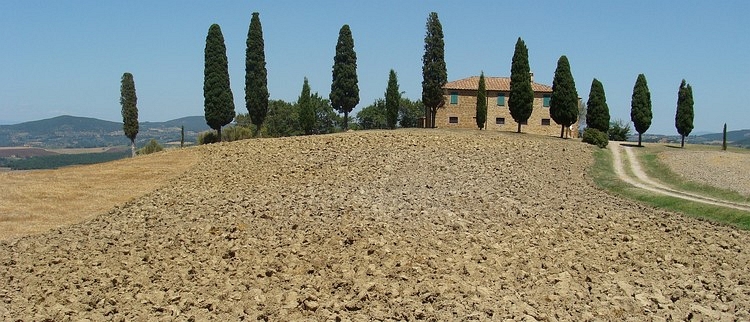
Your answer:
[582,128,609,148]
[197,131,220,145]
[222,125,253,142]
[608,119,631,141]
[137,139,164,155]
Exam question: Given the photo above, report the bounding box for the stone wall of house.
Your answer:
[435,91,579,138]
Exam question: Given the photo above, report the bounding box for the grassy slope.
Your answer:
[591,145,750,230]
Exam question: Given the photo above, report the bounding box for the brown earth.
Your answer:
[659,149,750,197]
[1,130,749,321]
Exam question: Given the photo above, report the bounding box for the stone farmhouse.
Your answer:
[428,75,579,138]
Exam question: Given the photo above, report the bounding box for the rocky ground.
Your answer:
[1,130,749,321]
[660,149,750,197]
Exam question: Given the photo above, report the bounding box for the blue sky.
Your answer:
[1,1,748,134]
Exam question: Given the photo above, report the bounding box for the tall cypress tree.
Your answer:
[385,69,400,129]
[298,77,315,135]
[330,24,359,130]
[549,55,579,138]
[675,79,694,148]
[475,72,487,130]
[630,74,652,146]
[204,24,235,141]
[508,37,534,133]
[586,78,610,133]
[246,12,269,136]
[421,12,447,128]
[120,72,138,157]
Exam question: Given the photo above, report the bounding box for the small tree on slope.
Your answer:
[508,37,534,133]
[630,74,652,147]
[675,79,694,148]
[246,12,269,136]
[475,72,487,130]
[421,12,447,128]
[385,69,401,129]
[120,72,139,157]
[298,77,315,135]
[586,78,610,133]
[549,55,579,138]
[330,24,359,130]
[204,24,235,141]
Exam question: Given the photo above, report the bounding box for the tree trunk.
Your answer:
[560,125,565,138]
[217,128,222,142]
[638,133,642,147]
[681,135,685,148]
[130,140,136,157]
[517,123,521,133]
[431,109,437,129]
[343,111,349,130]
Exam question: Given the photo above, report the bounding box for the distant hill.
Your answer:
[0,115,210,148]
[634,129,750,148]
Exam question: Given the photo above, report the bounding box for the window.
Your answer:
[541,118,551,126]
[496,93,505,106]
[543,95,551,107]
[450,92,459,104]
[449,116,459,124]
[495,117,505,125]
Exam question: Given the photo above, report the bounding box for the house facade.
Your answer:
[431,75,578,138]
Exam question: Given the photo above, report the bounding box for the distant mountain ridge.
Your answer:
[0,115,210,148]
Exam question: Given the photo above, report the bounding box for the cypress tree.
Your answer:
[298,77,315,135]
[120,72,138,157]
[630,74,652,146]
[508,37,534,133]
[246,12,269,136]
[549,55,579,138]
[475,72,487,130]
[385,69,400,129]
[722,123,727,151]
[675,79,694,148]
[204,24,235,142]
[421,12,447,128]
[586,78,610,133]
[330,24,359,130]
[180,125,185,148]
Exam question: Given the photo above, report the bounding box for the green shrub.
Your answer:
[137,139,164,155]
[222,125,253,142]
[197,131,220,145]
[583,128,609,148]
[608,119,631,141]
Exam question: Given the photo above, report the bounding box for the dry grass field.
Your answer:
[1,130,749,320]
[0,147,201,241]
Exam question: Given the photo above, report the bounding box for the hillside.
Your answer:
[0,115,210,148]
[1,130,748,320]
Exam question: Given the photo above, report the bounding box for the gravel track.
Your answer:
[1,130,749,321]
[660,150,750,197]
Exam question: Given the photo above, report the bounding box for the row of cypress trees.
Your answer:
[470,36,694,146]
[203,12,268,142]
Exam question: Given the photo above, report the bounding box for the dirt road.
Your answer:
[609,142,750,211]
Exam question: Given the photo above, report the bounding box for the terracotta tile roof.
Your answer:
[444,76,552,93]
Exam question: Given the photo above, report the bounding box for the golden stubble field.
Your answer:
[0,148,201,241]
[1,130,749,321]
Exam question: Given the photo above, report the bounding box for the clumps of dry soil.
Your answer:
[1,130,749,321]
[660,150,750,197]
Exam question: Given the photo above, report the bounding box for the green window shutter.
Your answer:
[450,92,458,104]
[497,93,505,106]
[543,95,551,107]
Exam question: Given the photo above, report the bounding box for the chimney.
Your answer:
[529,72,534,83]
